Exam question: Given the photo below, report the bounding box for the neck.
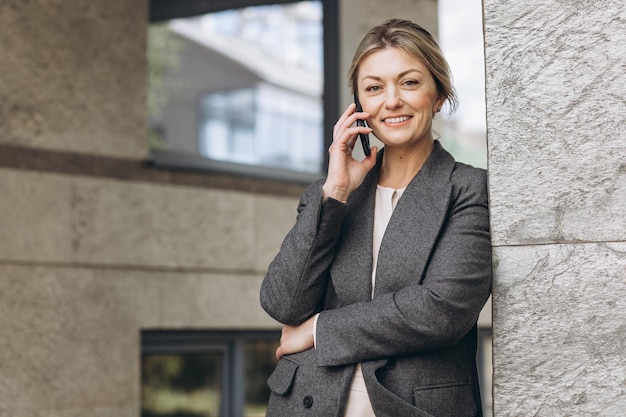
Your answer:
[378,140,434,189]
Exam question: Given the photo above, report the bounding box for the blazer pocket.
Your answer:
[267,358,299,395]
[413,382,477,417]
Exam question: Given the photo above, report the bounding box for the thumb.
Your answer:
[275,345,284,360]
[362,146,378,169]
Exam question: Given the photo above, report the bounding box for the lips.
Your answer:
[383,116,411,124]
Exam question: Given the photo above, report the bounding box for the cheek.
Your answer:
[411,94,439,110]
[361,99,382,119]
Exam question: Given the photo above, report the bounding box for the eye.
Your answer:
[365,85,382,93]
[402,79,419,87]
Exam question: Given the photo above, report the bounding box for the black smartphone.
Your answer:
[354,95,371,156]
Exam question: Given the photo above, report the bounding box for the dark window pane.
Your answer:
[244,340,279,417]
[142,353,223,417]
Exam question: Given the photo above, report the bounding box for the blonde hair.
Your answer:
[348,19,458,114]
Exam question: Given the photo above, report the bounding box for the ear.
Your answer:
[434,96,445,114]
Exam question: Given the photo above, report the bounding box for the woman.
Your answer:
[260,19,491,417]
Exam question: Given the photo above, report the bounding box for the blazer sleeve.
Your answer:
[315,168,492,367]
[260,181,348,325]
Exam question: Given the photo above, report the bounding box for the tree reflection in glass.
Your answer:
[142,353,223,417]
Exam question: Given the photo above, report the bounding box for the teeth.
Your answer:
[384,116,410,123]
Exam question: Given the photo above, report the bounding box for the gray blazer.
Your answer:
[260,141,492,417]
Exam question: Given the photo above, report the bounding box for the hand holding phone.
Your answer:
[354,95,371,156]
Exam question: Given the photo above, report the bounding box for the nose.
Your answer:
[384,87,402,109]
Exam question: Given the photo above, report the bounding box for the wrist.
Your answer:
[312,313,320,348]
[322,183,350,202]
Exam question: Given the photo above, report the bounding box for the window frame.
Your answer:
[148,0,339,183]
[141,329,281,417]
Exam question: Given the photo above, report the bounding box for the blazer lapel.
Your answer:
[374,141,455,296]
[329,141,456,303]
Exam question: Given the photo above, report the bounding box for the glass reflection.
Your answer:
[142,354,223,417]
[244,340,279,417]
[148,1,324,176]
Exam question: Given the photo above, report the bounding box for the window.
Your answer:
[198,85,323,174]
[148,0,338,182]
[141,330,280,417]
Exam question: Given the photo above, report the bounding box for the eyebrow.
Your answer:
[361,68,426,83]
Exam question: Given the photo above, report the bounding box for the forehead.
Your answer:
[359,47,429,78]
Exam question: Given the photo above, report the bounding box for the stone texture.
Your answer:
[252,193,299,271]
[0,0,148,158]
[0,169,74,262]
[0,265,160,411]
[484,0,626,246]
[0,405,136,417]
[0,168,298,271]
[159,273,278,329]
[492,243,626,416]
[484,1,626,415]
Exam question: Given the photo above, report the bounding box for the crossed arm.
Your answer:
[262,171,491,365]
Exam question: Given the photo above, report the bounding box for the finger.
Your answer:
[333,103,355,138]
[338,118,370,149]
[332,124,370,151]
[335,103,357,130]
[346,134,357,149]
[333,103,360,139]
[361,146,379,167]
[328,132,357,156]
[276,345,284,360]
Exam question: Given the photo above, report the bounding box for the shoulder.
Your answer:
[450,162,487,187]
[449,162,489,205]
[424,141,486,192]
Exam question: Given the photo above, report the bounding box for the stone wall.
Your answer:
[483,0,626,415]
[0,1,147,158]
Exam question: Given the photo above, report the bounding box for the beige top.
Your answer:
[343,185,406,417]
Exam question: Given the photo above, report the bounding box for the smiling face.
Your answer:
[356,47,443,152]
